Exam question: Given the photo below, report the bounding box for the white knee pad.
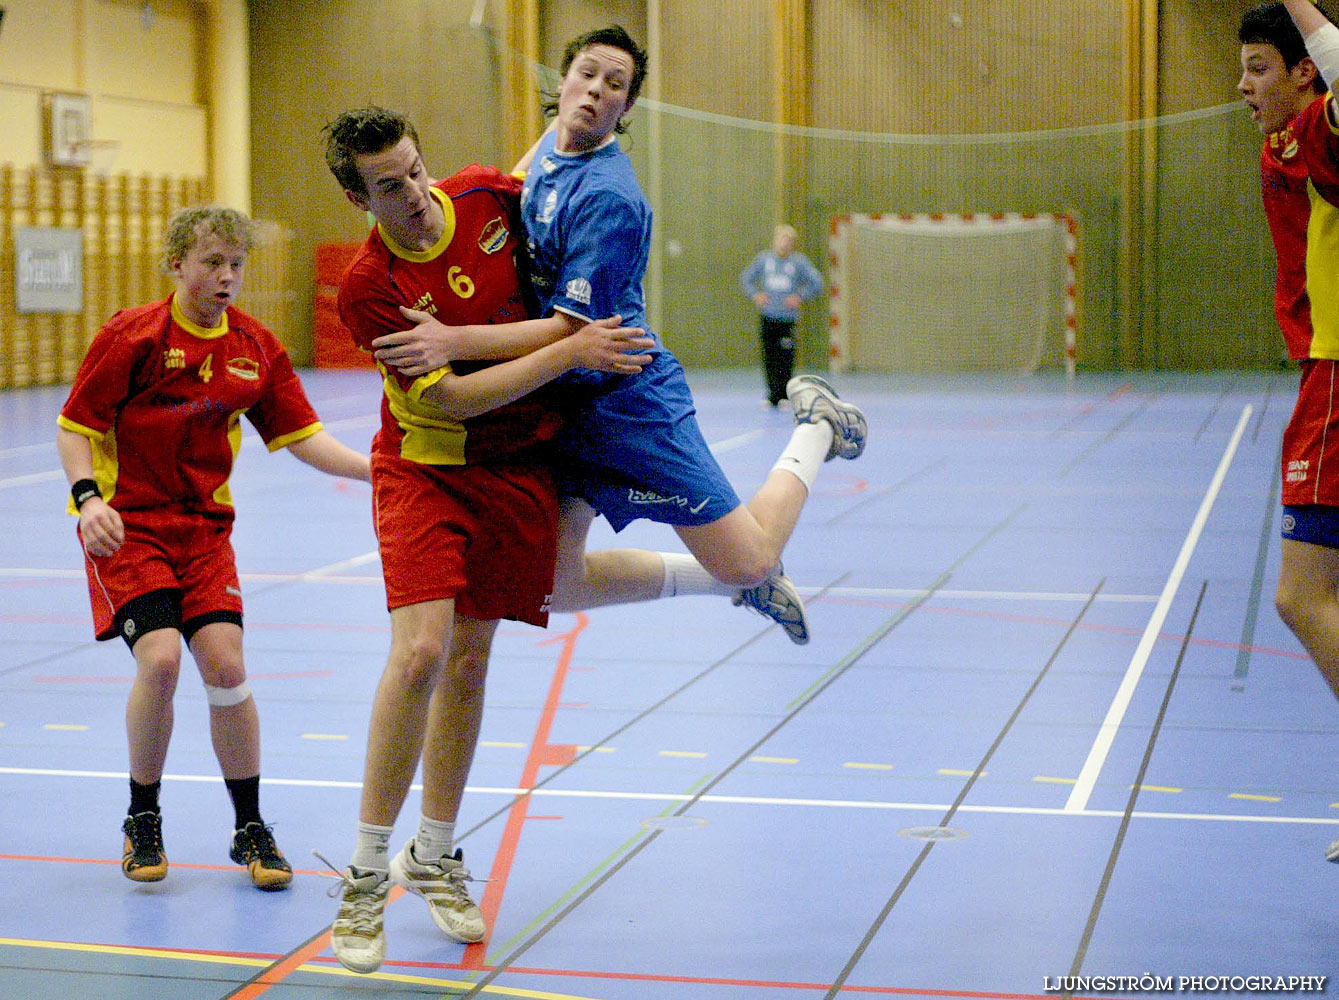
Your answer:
[204,680,252,707]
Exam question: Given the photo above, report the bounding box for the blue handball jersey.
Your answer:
[520,132,660,376]
[518,130,741,531]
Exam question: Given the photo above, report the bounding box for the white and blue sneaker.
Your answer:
[734,569,810,645]
[787,374,867,461]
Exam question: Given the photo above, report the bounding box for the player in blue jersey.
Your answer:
[373,25,866,645]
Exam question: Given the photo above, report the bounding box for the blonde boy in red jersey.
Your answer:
[319,107,652,973]
[56,206,371,890]
[1241,1,1339,861]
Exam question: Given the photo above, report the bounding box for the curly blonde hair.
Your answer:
[160,206,254,273]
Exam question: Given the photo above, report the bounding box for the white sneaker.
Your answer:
[326,864,389,974]
[390,840,486,944]
[786,374,867,461]
[1326,839,1339,863]
[733,568,810,644]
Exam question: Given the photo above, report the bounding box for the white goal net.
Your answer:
[828,213,1078,376]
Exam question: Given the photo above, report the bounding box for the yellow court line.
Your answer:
[843,762,893,771]
[480,741,526,749]
[575,746,615,753]
[43,724,89,731]
[749,756,798,764]
[939,768,985,777]
[0,938,604,1000]
[659,750,708,758]
[1230,792,1282,803]
[1033,776,1077,785]
[300,733,348,741]
[1132,785,1182,794]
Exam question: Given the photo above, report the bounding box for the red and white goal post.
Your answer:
[827,212,1078,377]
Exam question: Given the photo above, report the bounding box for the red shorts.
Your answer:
[371,452,558,626]
[80,509,241,641]
[1282,358,1339,506]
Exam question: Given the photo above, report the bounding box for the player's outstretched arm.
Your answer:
[1285,0,1339,96]
[1284,0,1331,38]
[421,315,652,420]
[374,307,649,377]
[372,307,572,374]
[285,431,372,482]
[56,426,124,557]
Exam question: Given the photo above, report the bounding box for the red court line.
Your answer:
[0,852,329,877]
[464,614,588,970]
[221,614,589,994]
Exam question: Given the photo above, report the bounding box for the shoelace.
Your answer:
[239,824,284,864]
[311,849,388,934]
[409,852,488,901]
[126,813,164,855]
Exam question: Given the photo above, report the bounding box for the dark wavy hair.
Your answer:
[1240,2,1336,94]
[321,106,422,195]
[539,24,648,134]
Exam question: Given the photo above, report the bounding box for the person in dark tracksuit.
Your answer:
[740,224,824,408]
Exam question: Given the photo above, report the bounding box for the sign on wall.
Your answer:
[15,227,84,314]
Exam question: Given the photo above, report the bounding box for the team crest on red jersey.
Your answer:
[226,357,260,380]
[478,217,508,255]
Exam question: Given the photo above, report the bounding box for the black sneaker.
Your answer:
[230,822,293,891]
[122,811,167,882]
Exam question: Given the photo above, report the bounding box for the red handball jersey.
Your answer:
[338,165,560,466]
[58,295,322,519]
[1263,93,1339,359]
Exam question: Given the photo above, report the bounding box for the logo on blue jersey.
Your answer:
[626,488,711,514]
[565,277,592,306]
[538,189,558,225]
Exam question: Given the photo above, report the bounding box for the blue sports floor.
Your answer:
[0,368,1335,998]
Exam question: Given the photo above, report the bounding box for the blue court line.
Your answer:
[1065,581,1206,988]
[820,583,1102,999]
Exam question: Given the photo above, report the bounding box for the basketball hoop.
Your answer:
[69,139,121,177]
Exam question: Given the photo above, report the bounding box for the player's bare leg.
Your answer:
[1276,538,1339,699]
[359,599,455,826]
[390,615,494,945]
[190,621,290,889]
[1275,537,1339,863]
[121,627,181,882]
[331,597,455,974]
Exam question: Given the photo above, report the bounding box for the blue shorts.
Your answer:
[554,352,742,532]
[1281,504,1339,549]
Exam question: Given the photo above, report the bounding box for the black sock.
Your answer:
[129,778,161,816]
[224,775,263,829]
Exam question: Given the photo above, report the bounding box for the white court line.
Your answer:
[0,567,1158,604]
[0,469,64,490]
[0,764,1334,827]
[708,428,765,455]
[0,442,57,460]
[1064,404,1253,814]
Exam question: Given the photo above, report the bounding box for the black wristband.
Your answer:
[71,478,102,510]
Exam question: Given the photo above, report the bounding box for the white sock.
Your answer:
[658,552,736,598]
[350,821,394,874]
[772,422,832,491]
[414,815,456,863]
